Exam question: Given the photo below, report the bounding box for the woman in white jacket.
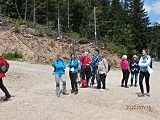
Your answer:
[97,54,108,90]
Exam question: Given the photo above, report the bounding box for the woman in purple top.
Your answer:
[120,55,130,88]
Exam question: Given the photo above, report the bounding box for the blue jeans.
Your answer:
[131,73,138,85]
[55,74,66,94]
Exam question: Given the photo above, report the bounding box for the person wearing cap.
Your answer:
[53,54,67,97]
[138,49,152,97]
[130,55,140,87]
[120,55,130,88]
[90,48,100,87]
[79,52,91,86]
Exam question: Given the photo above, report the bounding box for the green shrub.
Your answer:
[3,17,15,24]
[46,27,52,36]
[14,21,20,33]
[33,28,44,37]
[2,51,24,61]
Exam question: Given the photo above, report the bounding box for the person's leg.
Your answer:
[125,70,129,87]
[139,72,145,94]
[144,72,150,94]
[96,73,101,89]
[131,73,134,86]
[73,73,78,94]
[69,72,75,92]
[81,67,86,80]
[0,78,11,99]
[135,73,138,86]
[91,68,96,85]
[121,70,125,87]
[101,74,106,89]
[99,74,102,89]
[86,68,91,85]
[55,75,60,96]
[60,74,66,94]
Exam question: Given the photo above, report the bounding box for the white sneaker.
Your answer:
[100,89,104,92]
[146,93,150,97]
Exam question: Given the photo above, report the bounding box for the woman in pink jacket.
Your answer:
[120,55,130,88]
[0,56,11,101]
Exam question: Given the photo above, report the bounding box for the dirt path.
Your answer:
[0,61,160,120]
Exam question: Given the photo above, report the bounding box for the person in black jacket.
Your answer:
[130,55,140,87]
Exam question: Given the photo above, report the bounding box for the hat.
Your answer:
[122,55,127,59]
[95,48,100,53]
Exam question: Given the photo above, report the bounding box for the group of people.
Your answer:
[0,48,153,100]
[52,48,109,97]
[120,49,153,97]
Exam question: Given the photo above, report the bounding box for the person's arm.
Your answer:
[127,61,130,72]
[63,61,66,69]
[139,56,151,67]
[79,56,85,62]
[120,60,122,70]
[104,59,108,73]
[91,55,98,65]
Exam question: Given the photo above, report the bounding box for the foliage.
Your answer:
[13,21,20,33]
[2,51,25,61]
[1,0,158,58]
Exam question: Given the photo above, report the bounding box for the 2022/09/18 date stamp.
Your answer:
[126,105,151,110]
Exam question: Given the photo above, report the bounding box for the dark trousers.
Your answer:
[121,70,130,86]
[91,67,99,85]
[139,71,150,93]
[81,67,91,84]
[97,74,106,89]
[0,78,11,98]
[69,72,78,92]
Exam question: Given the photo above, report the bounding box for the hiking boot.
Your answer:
[121,84,124,87]
[124,86,129,88]
[138,93,145,97]
[71,90,75,94]
[3,96,11,101]
[130,84,133,87]
[74,91,78,95]
[62,92,69,95]
[146,93,150,97]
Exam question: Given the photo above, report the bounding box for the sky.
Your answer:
[143,0,160,25]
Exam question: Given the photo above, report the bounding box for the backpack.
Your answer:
[81,79,88,88]
[147,55,152,68]
[108,64,111,72]
[103,59,111,73]
[77,60,82,72]
[1,59,10,73]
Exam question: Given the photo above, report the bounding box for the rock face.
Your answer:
[0,30,120,66]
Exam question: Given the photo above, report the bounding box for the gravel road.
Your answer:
[0,61,160,120]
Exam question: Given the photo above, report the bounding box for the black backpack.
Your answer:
[108,64,111,72]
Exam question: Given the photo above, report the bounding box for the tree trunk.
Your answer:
[15,0,22,19]
[25,0,28,21]
[33,0,36,24]
[67,0,69,30]
[46,0,49,27]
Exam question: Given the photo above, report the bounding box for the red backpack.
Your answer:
[81,79,88,88]
[1,59,10,73]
